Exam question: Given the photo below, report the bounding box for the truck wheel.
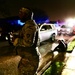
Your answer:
[50,34,55,42]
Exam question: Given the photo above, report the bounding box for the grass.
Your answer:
[42,61,64,75]
[67,39,75,51]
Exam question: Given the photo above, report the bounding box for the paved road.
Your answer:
[0,41,9,47]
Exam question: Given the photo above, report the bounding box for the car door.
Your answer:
[39,24,52,42]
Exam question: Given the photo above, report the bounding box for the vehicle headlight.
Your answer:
[5,36,8,40]
[67,29,70,32]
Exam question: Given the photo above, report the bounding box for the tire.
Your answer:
[50,34,55,42]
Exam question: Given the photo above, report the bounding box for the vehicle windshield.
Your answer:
[61,25,71,28]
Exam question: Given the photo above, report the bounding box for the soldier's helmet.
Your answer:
[19,7,33,22]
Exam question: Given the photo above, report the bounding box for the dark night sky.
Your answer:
[0,0,75,21]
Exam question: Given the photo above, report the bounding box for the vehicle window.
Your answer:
[40,26,46,31]
[61,25,66,28]
[45,25,52,30]
[41,25,52,31]
[48,25,52,29]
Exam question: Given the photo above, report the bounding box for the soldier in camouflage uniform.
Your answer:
[13,7,39,75]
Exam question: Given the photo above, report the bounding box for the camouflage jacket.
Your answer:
[17,20,38,47]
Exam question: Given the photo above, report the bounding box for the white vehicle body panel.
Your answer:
[39,23,57,42]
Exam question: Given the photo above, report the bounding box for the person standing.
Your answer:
[13,7,39,75]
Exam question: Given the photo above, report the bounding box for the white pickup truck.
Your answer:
[38,23,57,42]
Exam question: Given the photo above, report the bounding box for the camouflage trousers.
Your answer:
[15,46,39,75]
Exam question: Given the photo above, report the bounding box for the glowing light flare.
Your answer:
[54,51,58,56]
[65,18,75,27]
[18,20,25,26]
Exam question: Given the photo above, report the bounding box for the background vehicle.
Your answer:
[71,25,75,35]
[58,25,72,35]
[39,23,57,42]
